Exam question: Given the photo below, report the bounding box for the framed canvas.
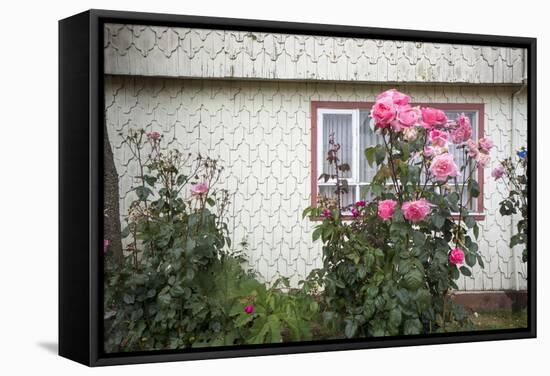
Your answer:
[59,9,537,366]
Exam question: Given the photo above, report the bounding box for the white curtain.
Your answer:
[322,113,353,179]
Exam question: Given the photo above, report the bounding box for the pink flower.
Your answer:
[403,127,418,141]
[321,208,332,217]
[466,139,479,158]
[423,146,435,158]
[244,304,254,314]
[392,105,419,131]
[450,114,472,144]
[376,89,410,106]
[103,239,109,253]
[429,153,459,181]
[429,129,450,147]
[351,207,360,218]
[146,131,161,140]
[478,137,494,152]
[476,153,491,168]
[377,199,398,221]
[421,107,447,128]
[355,200,366,207]
[371,97,396,128]
[492,164,505,179]
[190,182,209,196]
[402,199,432,223]
[449,247,465,265]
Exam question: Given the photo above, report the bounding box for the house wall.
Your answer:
[104,24,526,84]
[104,75,528,291]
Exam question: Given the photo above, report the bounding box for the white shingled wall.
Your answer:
[104,76,528,291]
[104,24,525,84]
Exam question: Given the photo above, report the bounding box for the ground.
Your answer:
[470,309,528,330]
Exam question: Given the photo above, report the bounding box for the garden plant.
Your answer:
[304,89,494,337]
[104,88,502,350]
[492,147,528,262]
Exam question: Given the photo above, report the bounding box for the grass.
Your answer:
[469,309,528,330]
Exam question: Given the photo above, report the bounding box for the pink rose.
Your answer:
[449,247,465,265]
[478,137,494,152]
[378,199,398,221]
[403,127,418,141]
[429,129,450,147]
[402,198,432,223]
[190,182,209,196]
[423,146,435,158]
[376,89,410,106]
[351,207,360,217]
[355,200,366,207]
[476,153,491,168]
[457,113,470,128]
[103,239,109,253]
[492,164,505,179]
[392,105,419,131]
[466,139,479,158]
[146,131,161,140]
[429,153,459,181]
[451,114,472,143]
[244,304,254,314]
[321,208,332,217]
[371,97,396,128]
[421,107,447,128]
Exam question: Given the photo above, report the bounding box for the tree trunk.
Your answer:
[103,121,124,264]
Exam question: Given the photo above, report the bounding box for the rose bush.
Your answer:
[104,130,319,351]
[103,129,238,351]
[494,147,528,262]
[304,89,493,337]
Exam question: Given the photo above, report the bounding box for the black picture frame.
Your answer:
[59,9,537,367]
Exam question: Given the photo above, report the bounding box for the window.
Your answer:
[311,102,485,217]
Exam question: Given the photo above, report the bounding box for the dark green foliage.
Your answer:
[496,148,528,262]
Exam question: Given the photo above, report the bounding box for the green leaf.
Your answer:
[135,186,152,201]
[206,197,215,207]
[403,319,422,335]
[432,214,445,229]
[123,293,135,304]
[176,174,187,186]
[312,227,323,242]
[412,231,426,247]
[414,289,432,312]
[402,268,424,290]
[468,180,480,198]
[473,222,479,239]
[344,319,359,338]
[120,226,131,238]
[144,175,157,186]
[476,255,485,268]
[375,145,386,165]
[365,147,376,167]
[464,216,476,229]
[388,308,402,327]
[460,266,472,277]
[450,265,460,280]
[465,253,476,267]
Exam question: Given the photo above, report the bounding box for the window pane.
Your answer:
[445,111,477,211]
[322,113,353,179]
[446,111,477,184]
[359,110,385,183]
[319,185,357,209]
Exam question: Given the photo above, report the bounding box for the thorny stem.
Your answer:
[383,131,402,201]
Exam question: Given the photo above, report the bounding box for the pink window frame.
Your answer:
[310,101,486,221]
